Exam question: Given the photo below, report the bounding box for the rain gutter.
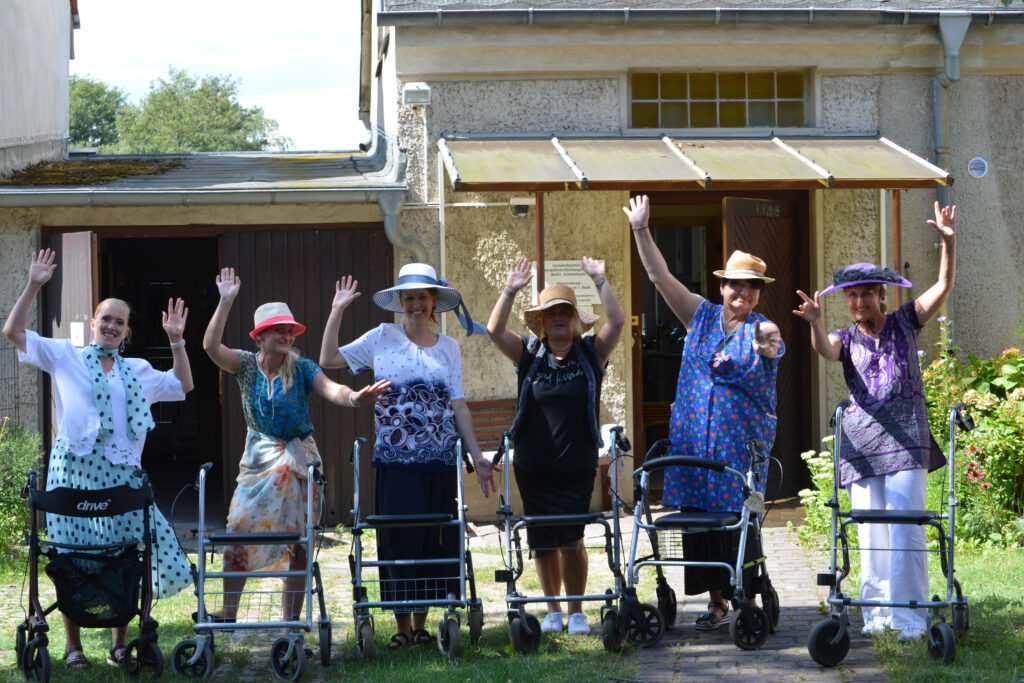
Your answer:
[378,8,1024,27]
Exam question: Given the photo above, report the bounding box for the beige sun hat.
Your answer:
[250,302,306,340]
[523,284,600,337]
[712,250,775,283]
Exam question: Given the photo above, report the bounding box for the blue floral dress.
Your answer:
[663,300,783,512]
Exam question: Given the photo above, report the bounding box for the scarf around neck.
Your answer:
[81,342,155,441]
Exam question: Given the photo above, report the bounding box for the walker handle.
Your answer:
[491,432,511,467]
[193,462,214,488]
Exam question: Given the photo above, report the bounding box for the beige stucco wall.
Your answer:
[0,0,70,176]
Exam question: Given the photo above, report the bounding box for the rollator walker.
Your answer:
[348,437,483,659]
[807,401,974,666]
[492,426,665,653]
[172,461,332,682]
[628,438,780,650]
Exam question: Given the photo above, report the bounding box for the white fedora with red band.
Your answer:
[250,302,306,340]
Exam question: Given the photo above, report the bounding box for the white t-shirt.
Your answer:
[19,330,185,466]
[341,323,463,470]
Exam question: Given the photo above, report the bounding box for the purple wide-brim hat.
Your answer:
[819,262,913,296]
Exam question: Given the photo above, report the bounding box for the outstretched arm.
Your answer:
[581,256,625,365]
[312,374,390,407]
[3,249,57,353]
[793,289,842,362]
[624,195,703,328]
[916,202,957,325]
[319,276,359,368]
[202,267,242,374]
[487,258,531,364]
[162,298,194,393]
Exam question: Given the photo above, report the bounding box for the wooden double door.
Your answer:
[42,224,392,524]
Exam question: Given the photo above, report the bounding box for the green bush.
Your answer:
[0,417,45,557]
[790,436,857,550]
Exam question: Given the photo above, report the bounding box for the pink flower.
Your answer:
[966,468,985,482]
[980,482,993,490]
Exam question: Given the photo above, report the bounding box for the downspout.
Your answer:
[379,187,427,264]
[933,12,970,325]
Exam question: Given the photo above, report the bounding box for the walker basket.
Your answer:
[44,547,143,628]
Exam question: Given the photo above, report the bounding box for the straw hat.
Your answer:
[819,262,912,296]
[712,250,775,283]
[250,302,306,340]
[372,263,463,313]
[523,284,599,337]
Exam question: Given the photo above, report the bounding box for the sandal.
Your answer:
[695,601,731,631]
[107,644,134,668]
[386,632,411,649]
[63,648,90,670]
[412,628,437,645]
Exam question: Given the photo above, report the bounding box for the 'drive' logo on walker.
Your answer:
[76,499,111,512]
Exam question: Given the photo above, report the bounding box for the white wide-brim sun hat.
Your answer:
[372,263,464,313]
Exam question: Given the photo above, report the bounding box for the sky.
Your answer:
[70,0,369,151]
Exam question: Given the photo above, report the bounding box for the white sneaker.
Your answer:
[541,612,564,633]
[897,628,926,642]
[860,619,887,636]
[567,612,590,635]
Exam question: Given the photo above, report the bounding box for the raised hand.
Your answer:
[505,258,533,292]
[927,202,957,241]
[28,249,57,287]
[622,194,650,229]
[351,378,392,406]
[793,289,822,323]
[162,298,189,341]
[216,267,241,301]
[474,456,500,498]
[332,276,361,310]
[753,320,783,358]
[580,256,606,280]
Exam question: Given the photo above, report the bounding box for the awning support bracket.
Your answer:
[550,136,589,189]
[771,137,835,188]
[437,137,463,190]
[662,136,712,189]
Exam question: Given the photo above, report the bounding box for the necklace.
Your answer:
[546,339,574,357]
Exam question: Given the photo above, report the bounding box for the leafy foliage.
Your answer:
[69,75,128,148]
[114,67,292,153]
[0,418,45,558]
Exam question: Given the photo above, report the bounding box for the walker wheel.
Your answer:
[269,637,305,681]
[509,613,541,654]
[807,618,850,667]
[928,621,956,664]
[356,621,376,660]
[952,602,970,635]
[656,582,677,630]
[438,617,462,658]
[762,581,781,632]
[730,604,770,650]
[125,637,165,679]
[170,639,214,679]
[21,636,51,683]
[624,603,665,649]
[318,621,332,667]
[15,622,28,668]
[468,606,484,643]
[600,609,624,652]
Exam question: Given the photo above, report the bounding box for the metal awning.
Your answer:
[437,135,952,192]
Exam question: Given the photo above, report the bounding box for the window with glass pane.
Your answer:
[629,70,807,129]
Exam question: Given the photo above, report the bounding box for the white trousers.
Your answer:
[847,468,929,632]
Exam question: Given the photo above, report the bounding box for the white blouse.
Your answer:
[19,330,185,466]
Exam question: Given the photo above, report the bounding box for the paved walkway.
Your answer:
[634,524,886,682]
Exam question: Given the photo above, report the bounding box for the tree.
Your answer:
[69,75,128,148]
[114,67,292,153]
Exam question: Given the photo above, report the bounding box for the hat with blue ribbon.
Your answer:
[373,263,486,336]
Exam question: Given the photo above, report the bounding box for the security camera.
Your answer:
[509,197,536,218]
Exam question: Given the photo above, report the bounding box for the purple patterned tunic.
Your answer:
[663,300,783,512]
[834,300,941,486]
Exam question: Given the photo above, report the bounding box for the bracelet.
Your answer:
[502,287,517,299]
[593,277,606,290]
[169,339,186,350]
[631,224,649,231]
[348,392,360,408]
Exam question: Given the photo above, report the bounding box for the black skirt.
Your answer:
[681,510,763,598]
[514,465,596,556]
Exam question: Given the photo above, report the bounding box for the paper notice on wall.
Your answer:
[532,259,604,307]
[70,321,85,348]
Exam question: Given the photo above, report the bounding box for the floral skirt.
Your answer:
[45,439,192,600]
[224,430,323,572]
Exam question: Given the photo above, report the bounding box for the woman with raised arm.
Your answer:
[793,202,957,641]
[486,256,625,636]
[625,195,784,632]
[319,264,494,649]
[201,267,389,626]
[3,249,194,670]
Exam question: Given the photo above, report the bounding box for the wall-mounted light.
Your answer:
[509,196,536,218]
[402,82,431,106]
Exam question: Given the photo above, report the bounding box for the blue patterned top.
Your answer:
[234,350,321,441]
[663,299,783,512]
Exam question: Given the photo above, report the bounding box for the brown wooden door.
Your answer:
[722,197,810,499]
[217,227,392,525]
